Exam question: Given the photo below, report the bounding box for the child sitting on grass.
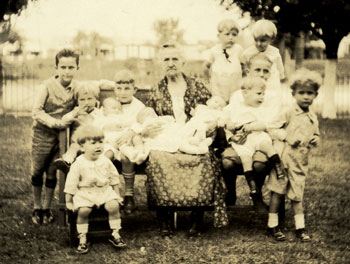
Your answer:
[265,68,322,242]
[54,82,101,173]
[223,76,285,205]
[64,125,126,254]
[31,48,80,225]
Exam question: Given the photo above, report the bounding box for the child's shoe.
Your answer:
[295,228,311,242]
[250,192,268,214]
[42,209,54,225]
[77,233,89,254]
[109,235,127,248]
[54,158,71,175]
[123,196,136,215]
[32,209,42,225]
[267,226,286,241]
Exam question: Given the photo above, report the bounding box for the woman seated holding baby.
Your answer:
[143,42,228,237]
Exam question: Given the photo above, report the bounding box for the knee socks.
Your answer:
[123,171,135,197]
[244,170,257,193]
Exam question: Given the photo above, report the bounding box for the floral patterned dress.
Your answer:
[144,74,228,228]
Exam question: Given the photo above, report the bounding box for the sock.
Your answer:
[109,219,121,238]
[268,154,281,165]
[244,171,257,193]
[267,213,279,228]
[123,172,135,196]
[77,223,89,234]
[294,214,305,230]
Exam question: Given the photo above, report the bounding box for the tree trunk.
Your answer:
[321,59,337,119]
[294,31,305,69]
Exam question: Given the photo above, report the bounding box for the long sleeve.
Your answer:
[32,84,61,128]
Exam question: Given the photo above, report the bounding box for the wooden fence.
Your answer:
[1,61,350,118]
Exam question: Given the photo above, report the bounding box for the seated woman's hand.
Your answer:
[142,122,164,138]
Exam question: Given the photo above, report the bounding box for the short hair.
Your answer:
[136,107,157,124]
[113,69,135,85]
[247,52,273,68]
[74,81,100,100]
[158,40,184,60]
[217,19,240,33]
[289,68,322,92]
[240,76,266,91]
[251,19,277,39]
[55,48,79,67]
[75,125,104,145]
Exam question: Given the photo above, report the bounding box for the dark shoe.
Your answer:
[187,211,203,237]
[250,192,268,214]
[123,196,136,215]
[54,158,71,174]
[295,228,311,242]
[109,236,127,248]
[187,223,201,238]
[160,222,173,238]
[42,209,54,225]
[267,226,286,241]
[77,234,89,254]
[225,190,236,206]
[32,209,42,225]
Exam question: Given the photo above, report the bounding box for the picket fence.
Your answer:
[1,62,350,118]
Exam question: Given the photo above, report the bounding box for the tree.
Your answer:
[153,18,185,45]
[219,0,350,118]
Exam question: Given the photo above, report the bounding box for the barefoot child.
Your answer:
[64,125,126,254]
[266,68,322,242]
[31,48,80,225]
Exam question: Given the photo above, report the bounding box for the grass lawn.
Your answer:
[0,116,349,264]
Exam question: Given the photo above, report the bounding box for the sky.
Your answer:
[11,0,250,49]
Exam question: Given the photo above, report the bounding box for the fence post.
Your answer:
[322,60,337,119]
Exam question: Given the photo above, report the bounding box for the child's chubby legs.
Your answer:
[119,135,148,165]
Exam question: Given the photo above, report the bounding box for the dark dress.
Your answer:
[144,74,228,228]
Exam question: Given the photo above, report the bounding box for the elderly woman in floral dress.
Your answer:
[144,42,228,238]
